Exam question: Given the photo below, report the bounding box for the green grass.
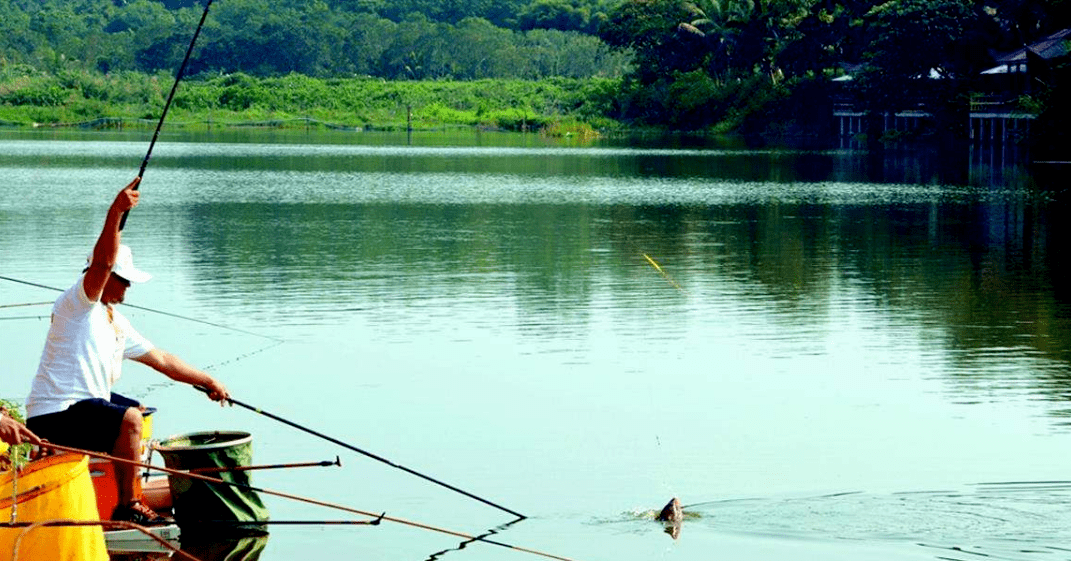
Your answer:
[0,68,625,133]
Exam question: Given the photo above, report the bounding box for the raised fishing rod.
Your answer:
[194,386,526,519]
[118,0,216,231]
[40,444,582,561]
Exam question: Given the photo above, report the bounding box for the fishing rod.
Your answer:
[118,0,216,231]
[196,519,382,526]
[39,444,583,561]
[0,275,281,342]
[194,386,525,519]
[181,456,341,474]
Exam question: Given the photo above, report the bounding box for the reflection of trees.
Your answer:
[689,194,1069,414]
[178,202,601,341]
[599,189,1070,414]
[176,156,1071,417]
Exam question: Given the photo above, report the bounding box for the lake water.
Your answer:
[1,129,1070,561]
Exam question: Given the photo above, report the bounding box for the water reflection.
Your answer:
[2,135,1068,432]
[423,518,524,561]
[3,133,1071,561]
[108,533,267,561]
[157,181,1071,427]
[179,533,269,561]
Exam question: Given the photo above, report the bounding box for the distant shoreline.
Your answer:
[0,71,620,138]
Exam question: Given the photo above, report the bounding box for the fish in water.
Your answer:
[656,497,683,539]
[656,497,683,524]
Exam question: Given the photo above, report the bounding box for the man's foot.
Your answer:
[111,500,173,526]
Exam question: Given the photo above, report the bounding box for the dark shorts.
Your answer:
[27,393,142,454]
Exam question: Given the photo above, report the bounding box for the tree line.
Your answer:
[0,0,627,79]
[596,0,1069,138]
[1,0,1068,142]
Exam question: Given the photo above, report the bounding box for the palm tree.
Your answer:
[675,0,809,84]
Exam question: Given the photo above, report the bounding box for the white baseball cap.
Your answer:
[85,244,152,283]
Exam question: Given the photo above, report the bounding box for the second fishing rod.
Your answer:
[195,386,525,519]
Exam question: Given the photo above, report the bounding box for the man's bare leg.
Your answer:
[112,407,143,506]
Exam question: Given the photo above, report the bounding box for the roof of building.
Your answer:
[994,28,1071,63]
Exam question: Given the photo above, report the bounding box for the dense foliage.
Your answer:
[1,0,1068,136]
[597,0,1070,133]
[0,0,628,79]
[0,65,618,132]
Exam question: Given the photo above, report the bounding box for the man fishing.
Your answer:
[24,177,230,525]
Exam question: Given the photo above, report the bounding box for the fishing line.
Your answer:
[201,339,285,371]
[621,239,685,499]
[0,302,51,309]
[119,0,216,231]
[0,275,281,342]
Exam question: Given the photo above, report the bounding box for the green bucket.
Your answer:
[153,431,270,536]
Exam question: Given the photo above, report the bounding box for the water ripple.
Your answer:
[682,483,1071,559]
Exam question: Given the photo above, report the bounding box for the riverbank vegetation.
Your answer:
[0,66,618,133]
[0,0,1068,141]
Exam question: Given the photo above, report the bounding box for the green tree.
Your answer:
[0,0,35,64]
[600,0,707,81]
[451,18,520,79]
[521,28,629,78]
[198,0,346,76]
[519,0,592,32]
[342,12,399,76]
[376,13,453,79]
[854,0,984,138]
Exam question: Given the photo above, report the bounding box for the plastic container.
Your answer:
[0,453,108,561]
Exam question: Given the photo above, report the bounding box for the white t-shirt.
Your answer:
[26,276,155,418]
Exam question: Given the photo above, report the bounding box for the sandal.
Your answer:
[111,500,173,526]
